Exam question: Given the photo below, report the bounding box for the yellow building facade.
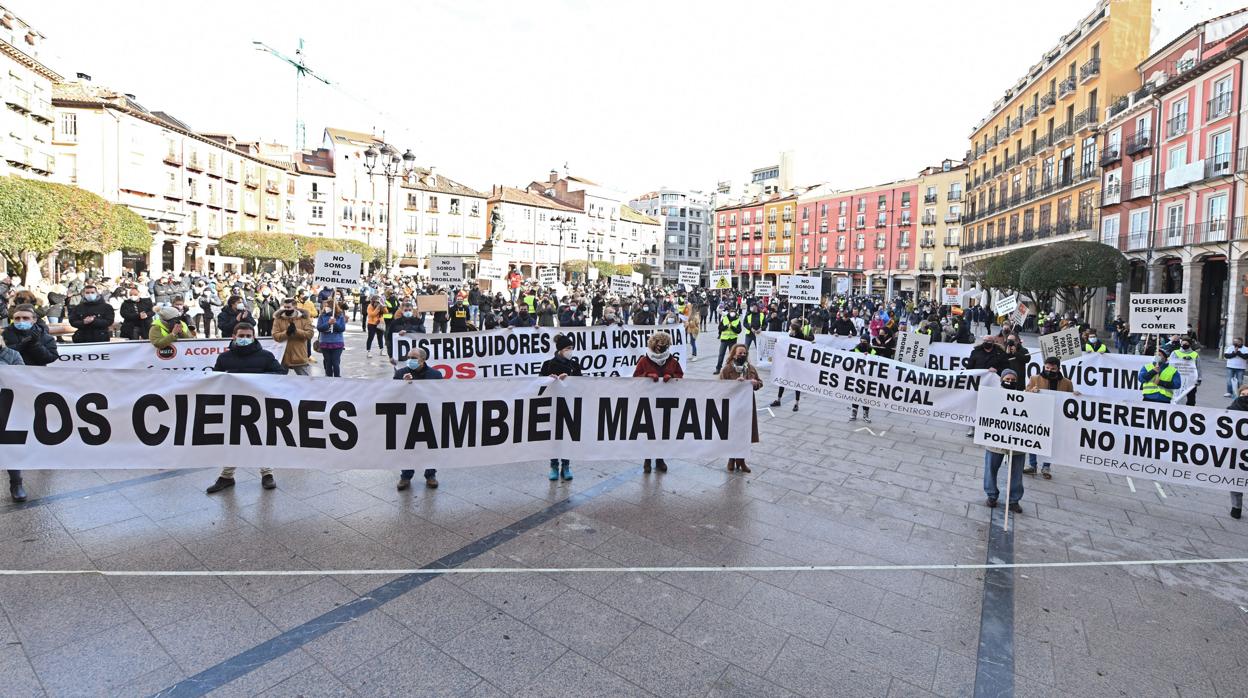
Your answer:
[961,0,1151,271]
[762,194,796,277]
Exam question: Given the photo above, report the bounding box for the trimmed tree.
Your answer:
[985,246,1053,311]
[218,231,299,265]
[1018,240,1128,319]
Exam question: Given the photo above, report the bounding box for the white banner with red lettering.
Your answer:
[50,338,284,372]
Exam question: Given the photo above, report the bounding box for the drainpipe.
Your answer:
[1145,94,1162,295]
[1220,55,1245,350]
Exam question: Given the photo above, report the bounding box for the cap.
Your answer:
[1001,369,1020,381]
[554,334,574,352]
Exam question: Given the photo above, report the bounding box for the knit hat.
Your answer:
[157,306,182,321]
[1001,369,1020,381]
[554,334,574,353]
[1156,346,1170,359]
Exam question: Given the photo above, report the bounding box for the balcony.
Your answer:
[224,167,238,183]
[993,163,1003,177]
[1203,152,1234,180]
[1124,130,1152,155]
[163,151,182,166]
[1074,215,1094,232]
[244,175,259,189]
[1107,96,1131,120]
[920,214,936,226]
[947,190,962,201]
[918,263,934,272]
[875,220,887,229]
[1099,145,1121,167]
[1188,218,1236,245]
[899,238,911,248]
[924,193,938,204]
[1206,93,1232,122]
[185,155,203,172]
[1004,153,1016,169]
[1157,225,1186,249]
[164,186,181,200]
[1166,114,1188,139]
[1058,77,1077,99]
[1052,122,1072,144]
[1039,91,1057,113]
[944,237,960,247]
[920,237,935,248]
[942,264,959,273]
[1073,107,1098,133]
[1021,228,1035,242]
[1079,57,1101,84]
[1007,231,1019,245]
[1024,105,1038,124]
[899,217,912,227]
[265,181,280,194]
[1101,181,1121,206]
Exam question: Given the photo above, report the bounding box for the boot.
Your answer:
[9,479,26,503]
[736,460,751,473]
[549,464,560,481]
[206,477,235,494]
[655,459,668,472]
[560,462,573,481]
[261,473,276,490]
[643,459,652,474]
[727,459,736,472]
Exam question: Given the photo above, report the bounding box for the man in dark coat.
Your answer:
[206,322,287,494]
[67,283,115,343]
[396,346,443,490]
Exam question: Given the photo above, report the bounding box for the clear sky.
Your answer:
[21,0,1243,196]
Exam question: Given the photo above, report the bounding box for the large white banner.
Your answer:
[0,369,753,470]
[51,338,284,372]
[769,336,989,425]
[391,326,690,379]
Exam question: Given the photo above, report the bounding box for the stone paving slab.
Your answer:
[0,328,1243,697]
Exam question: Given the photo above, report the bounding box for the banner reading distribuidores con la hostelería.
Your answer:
[390,326,689,379]
[769,335,989,425]
[0,369,753,470]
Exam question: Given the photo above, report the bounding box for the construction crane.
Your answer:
[252,38,331,151]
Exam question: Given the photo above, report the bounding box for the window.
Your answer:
[1207,193,1228,238]
[428,197,439,213]
[1210,130,1232,173]
[877,194,887,209]
[311,205,323,220]
[901,192,911,208]
[57,112,77,142]
[838,201,847,215]
[1163,203,1183,244]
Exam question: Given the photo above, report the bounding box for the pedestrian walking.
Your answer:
[540,334,581,481]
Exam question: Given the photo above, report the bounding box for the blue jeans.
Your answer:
[1027,453,1050,472]
[400,468,436,480]
[984,451,1025,504]
[1228,368,1244,396]
[321,348,343,377]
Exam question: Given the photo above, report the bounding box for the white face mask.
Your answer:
[559,348,574,361]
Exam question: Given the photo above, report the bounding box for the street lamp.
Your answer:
[552,215,575,281]
[363,142,416,273]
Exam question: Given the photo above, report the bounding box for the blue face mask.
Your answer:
[12,321,33,331]
[407,359,423,370]
[235,337,254,347]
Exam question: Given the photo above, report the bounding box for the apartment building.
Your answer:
[485,186,585,278]
[1099,9,1248,346]
[961,0,1150,268]
[916,161,967,298]
[713,198,766,289]
[618,205,664,277]
[629,188,711,282]
[0,4,59,180]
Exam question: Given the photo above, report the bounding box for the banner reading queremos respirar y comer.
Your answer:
[769,335,991,425]
[0,368,752,470]
[756,331,1148,401]
[390,326,689,379]
[49,338,284,372]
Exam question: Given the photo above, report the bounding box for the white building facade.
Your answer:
[486,186,585,277]
[0,5,58,180]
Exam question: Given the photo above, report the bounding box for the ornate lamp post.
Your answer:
[552,215,576,281]
[363,142,416,272]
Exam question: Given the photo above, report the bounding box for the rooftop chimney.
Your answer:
[427,165,436,187]
[549,169,558,184]
[76,72,91,81]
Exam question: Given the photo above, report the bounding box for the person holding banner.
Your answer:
[1227,387,1248,519]
[635,331,683,474]
[540,334,581,482]
[395,347,442,490]
[771,318,809,412]
[315,301,348,378]
[1169,338,1200,406]
[206,322,287,494]
[1022,356,1074,479]
[983,369,1026,513]
[720,343,761,473]
[0,329,32,501]
[849,337,876,423]
[1138,347,1181,404]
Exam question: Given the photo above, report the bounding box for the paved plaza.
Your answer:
[1,328,1246,697]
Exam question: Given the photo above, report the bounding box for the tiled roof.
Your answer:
[489,186,582,213]
[401,169,487,198]
[566,174,598,186]
[324,127,382,145]
[619,205,660,225]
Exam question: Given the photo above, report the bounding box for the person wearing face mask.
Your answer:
[120,286,155,340]
[450,298,472,333]
[634,331,683,473]
[1083,331,1107,354]
[983,368,1026,513]
[148,306,190,348]
[1023,356,1074,479]
[742,303,766,355]
[540,334,581,481]
[206,322,287,494]
[395,347,443,490]
[386,301,426,355]
[719,343,761,472]
[1139,347,1180,404]
[1226,386,1248,519]
[217,295,248,338]
[1169,338,1200,406]
[508,304,535,328]
[849,336,876,423]
[1224,338,1248,398]
[255,287,279,337]
[0,307,57,502]
[771,318,809,412]
[272,298,314,376]
[316,301,347,378]
[67,283,115,343]
[714,306,742,375]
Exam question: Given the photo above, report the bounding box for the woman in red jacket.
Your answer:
[633,331,683,473]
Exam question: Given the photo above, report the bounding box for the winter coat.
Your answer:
[211,340,287,374]
[119,298,155,340]
[633,354,684,380]
[0,346,24,365]
[1025,372,1074,393]
[316,312,347,350]
[718,359,761,443]
[968,345,1010,373]
[67,298,115,343]
[540,353,583,377]
[272,310,314,367]
[393,363,443,381]
[2,323,59,366]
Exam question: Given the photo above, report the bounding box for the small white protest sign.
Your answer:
[678,265,700,286]
[755,281,774,297]
[312,251,362,287]
[894,330,932,367]
[835,276,850,295]
[940,286,960,307]
[779,274,793,294]
[974,389,1055,456]
[538,267,558,285]
[709,269,732,290]
[430,256,465,285]
[994,294,1018,318]
[1129,294,1188,334]
[789,276,821,304]
[477,259,506,280]
[1039,326,1082,363]
[631,272,644,286]
[1169,353,1200,401]
[588,265,600,281]
[610,275,632,295]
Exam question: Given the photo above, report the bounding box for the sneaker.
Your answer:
[366,351,372,358]
[9,481,26,503]
[985,498,997,508]
[849,415,857,422]
[1041,469,1052,480]
[261,474,276,490]
[560,463,573,481]
[1225,392,1234,398]
[1022,466,1036,475]
[425,476,438,489]
[397,477,412,491]
[206,477,235,494]
[1008,502,1022,514]
[792,403,799,412]
[770,399,781,407]
[549,465,560,481]
[863,414,871,423]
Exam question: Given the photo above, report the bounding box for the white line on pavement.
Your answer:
[3,557,1247,577]
[1126,477,1136,493]
[1155,481,1168,498]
